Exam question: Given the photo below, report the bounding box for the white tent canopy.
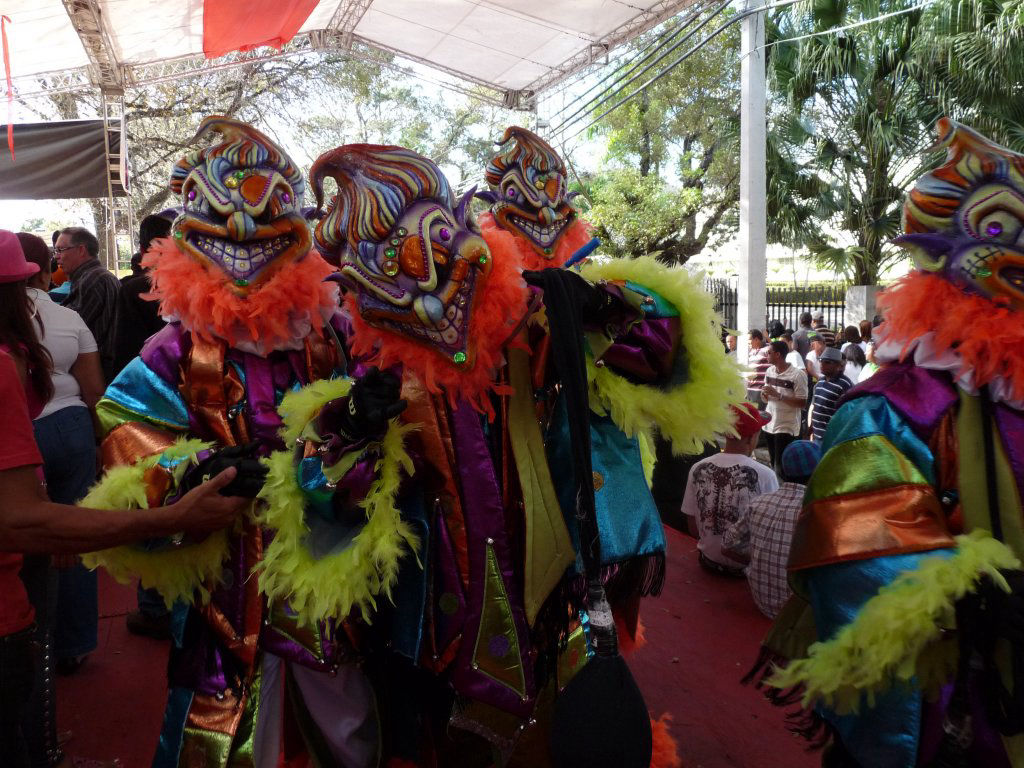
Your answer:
[6,0,694,106]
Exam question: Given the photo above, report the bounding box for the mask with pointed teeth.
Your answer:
[169,116,311,293]
[478,126,578,260]
[311,144,491,367]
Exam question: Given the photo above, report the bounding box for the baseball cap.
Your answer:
[730,402,771,438]
[811,310,824,321]
[820,347,842,362]
[781,440,822,483]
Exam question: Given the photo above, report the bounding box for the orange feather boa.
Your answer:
[142,238,337,353]
[877,271,1024,402]
[478,212,593,271]
[344,239,528,417]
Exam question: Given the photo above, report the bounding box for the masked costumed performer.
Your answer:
[477,124,744,643]
[292,141,742,767]
[81,116,412,768]
[760,119,1024,767]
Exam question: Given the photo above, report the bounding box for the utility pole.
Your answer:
[737,0,767,363]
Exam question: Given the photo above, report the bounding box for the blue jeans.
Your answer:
[32,407,98,658]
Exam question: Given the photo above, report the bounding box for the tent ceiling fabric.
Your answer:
[3,0,692,103]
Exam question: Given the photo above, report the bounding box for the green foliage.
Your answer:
[767,0,1024,284]
[585,168,701,259]
[580,7,741,264]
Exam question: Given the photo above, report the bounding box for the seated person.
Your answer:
[722,440,822,617]
[681,403,778,575]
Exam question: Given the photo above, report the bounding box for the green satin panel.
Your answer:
[957,390,1024,559]
[806,434,931,505]
[556,624,589,691]
[178,727,232,768]
[821,395,936,485]
[472,542,528,698]
[507,346,575,626]
[227,665,261,768]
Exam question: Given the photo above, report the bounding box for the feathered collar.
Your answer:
[875,271,1024,406]
[143,238,338,356]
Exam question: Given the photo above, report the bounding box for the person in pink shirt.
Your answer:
[0,229,248,768]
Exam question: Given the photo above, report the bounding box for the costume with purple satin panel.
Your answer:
[760,120,1024,768]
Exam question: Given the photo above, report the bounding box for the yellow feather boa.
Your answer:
[769,531,1020,713]
[579,256,745,454]
[254,381,419,626]
[81,437,233,607]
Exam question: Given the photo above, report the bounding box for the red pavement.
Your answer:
[58,527,815,768]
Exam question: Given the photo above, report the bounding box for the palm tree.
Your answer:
[914,0,1024,149]
[767,0,943,285]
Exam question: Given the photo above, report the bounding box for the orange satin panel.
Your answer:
[181,337,236,448]
[101,420,177,470]
[930,409,963,534]
[304,330,339,383]
[185,689,246,736]
[789,484,955,571]
[142,466,173,509]
[401,376,470,589]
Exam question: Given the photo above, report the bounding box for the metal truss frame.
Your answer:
[11,1,695,110]
[521,0,699,95]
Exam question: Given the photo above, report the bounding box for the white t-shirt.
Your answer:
[762,364,808,436]
[681,452,779,569]
[805,349,821,381]
[786,350,804,369]
[28,288,98,419]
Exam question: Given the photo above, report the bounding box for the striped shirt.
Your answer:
[65,258,121,383]
[812,324,837,348]
[811,374,853,441]
[747,346,771,394]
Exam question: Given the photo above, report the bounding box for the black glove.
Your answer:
[318,367,407,443]
[522,268,623,326]
[179,443,268,498]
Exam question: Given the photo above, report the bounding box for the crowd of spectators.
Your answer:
[679,306,883,615]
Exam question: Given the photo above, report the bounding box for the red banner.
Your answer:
[203,0,319,59]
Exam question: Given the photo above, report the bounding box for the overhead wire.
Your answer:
[542,0,718,128]
[546,0,733,137]
[548,0,862,146]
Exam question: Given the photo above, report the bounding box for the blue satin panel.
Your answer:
[548,405,666,569]
[152,685,193,768]
[825,395,936,486]
[103,356,190,430]
[386,492,429,661]
[625,281,679,318]
[806,550,954,768]
[297,455,336,522]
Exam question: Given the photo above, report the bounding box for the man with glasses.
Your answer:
[54,228,121,383]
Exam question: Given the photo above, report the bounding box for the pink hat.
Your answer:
[0,230,39,283]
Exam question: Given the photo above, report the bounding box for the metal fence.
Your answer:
[704,278,848,333]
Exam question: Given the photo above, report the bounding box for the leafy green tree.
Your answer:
[913,0,1024,148]
[766,0,940,284]
[578,7,741,263]
[767,0,1024,283]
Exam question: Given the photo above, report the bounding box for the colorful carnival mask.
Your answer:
[898,118,1024,311]
[479,126,577,260]
[170,116,311,292]
[311,145,490,365]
